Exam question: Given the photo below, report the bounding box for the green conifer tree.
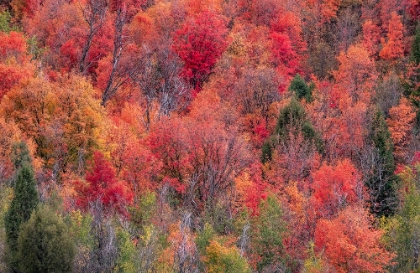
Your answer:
[4,142,38,272]
[411,24,420,65]
[252,195,290,272]
[261,98,323,163]
[366,108,399,217]
[289,74,312,102]
[17,205,75,273]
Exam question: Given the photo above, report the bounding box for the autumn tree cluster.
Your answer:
[1,0,420,272]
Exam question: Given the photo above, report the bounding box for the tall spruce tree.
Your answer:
[4,142,39,272]
[252,195,290,272]
[366,108,399,217]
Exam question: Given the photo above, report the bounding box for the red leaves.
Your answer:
[0,31,27,60]
[270,11,305,78]
[0,31,33,101]
[173,10,228,92]
[76,151,133,215]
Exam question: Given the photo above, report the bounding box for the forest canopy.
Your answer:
[0,0,419,272]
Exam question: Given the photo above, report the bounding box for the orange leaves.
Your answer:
[387,98,416,159]
[334,44,377,104]
[147,91,250,210]
[380,12,405,62]
[362,20,381,58]
[305,0,342,25]
[319,0,341,23]
[314,206,394,272]
[1,75,107,171]
[311,160,363,218]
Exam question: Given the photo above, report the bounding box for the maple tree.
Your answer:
[362,19,381,58]
[380,12,405,62]
[311,159,363,218]
[75,151,133,215]
[0,0,417,271]
[0,31,34,102]
[173,10,229,92]
[314,206,393,273]
[387,98,416,161]
[333,43,377,104]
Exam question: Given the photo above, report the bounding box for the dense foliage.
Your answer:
[0,0,420,272]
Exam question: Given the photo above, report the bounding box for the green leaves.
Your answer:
[5,144,39,271]
[18,205,75,273]
[289,74,312,102]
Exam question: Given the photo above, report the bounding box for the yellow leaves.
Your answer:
[0,74,109,171]
[204,240,251,273]
[235,172,254,196]
[284,182,306,217]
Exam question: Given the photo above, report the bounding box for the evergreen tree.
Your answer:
[385,163,420,272]
[261,98,323,162]
[289,74,312,102]
[11,141,32,170]
[252,195,290,272]
[17,205,75,273]
[411,24,420,65]
[261,139,273,163]
[5,142,38,272]
[366,108,399,217]
[276,98,322,151]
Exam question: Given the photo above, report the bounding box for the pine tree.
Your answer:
[17,205,75,273]
[385,163,420,272]
[4,142,38,272]
[261,98,322,162]
[275,98,322,151]
[289,74,312,102]
[366,108,399,217]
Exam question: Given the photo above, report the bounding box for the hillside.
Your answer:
[0,0,419,272]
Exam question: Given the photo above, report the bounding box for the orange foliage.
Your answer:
[362,20,381,58]
[387,98,416,160]
[311,159,363,218]
[315,206,394,273]
[333,44,377,104]
[380,12,405,62]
